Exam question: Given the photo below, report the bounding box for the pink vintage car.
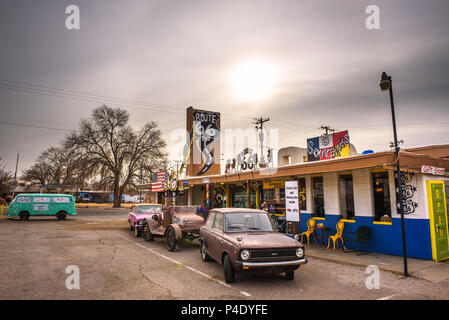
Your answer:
[128,204,163,237]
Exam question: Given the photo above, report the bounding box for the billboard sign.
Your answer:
[307,130,350,162]
[186,107,221,176]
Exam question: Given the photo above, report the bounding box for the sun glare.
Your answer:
[230,58,279,102]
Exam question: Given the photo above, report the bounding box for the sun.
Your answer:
[229,58,279,102]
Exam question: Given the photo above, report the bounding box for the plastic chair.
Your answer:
[327,220,347,251]
[300,217,317,246]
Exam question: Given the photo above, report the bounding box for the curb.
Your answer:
[306,251,419,279]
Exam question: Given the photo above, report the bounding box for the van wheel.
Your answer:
[19,211,29,221]
[223,254,235,283]
[285,271,295,281]
[166,226,179,251]
[56,211,67,221]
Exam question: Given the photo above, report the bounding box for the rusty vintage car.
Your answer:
[142,205,205,251]
[199,208,307,283]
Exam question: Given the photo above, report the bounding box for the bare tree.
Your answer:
[0,157,12,196]
[22,146,90,189]
[65,105,167,207]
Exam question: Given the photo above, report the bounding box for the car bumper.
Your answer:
[242,258,307,268]
[235,258,307,273]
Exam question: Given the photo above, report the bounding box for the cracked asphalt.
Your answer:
[1,208,448,300]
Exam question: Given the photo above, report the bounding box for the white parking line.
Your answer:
[119,235,252,298]
[377,294,397,300]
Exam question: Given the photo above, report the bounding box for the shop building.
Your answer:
[179,146,449,261]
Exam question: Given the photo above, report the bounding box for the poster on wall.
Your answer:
[307,130,350,162]
[285,180,300,222]
[186,107,221,176]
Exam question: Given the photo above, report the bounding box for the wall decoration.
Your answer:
[395,172,418,215]
[225,147,274,173]
[307,130,350,162]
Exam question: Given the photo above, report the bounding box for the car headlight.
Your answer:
[296,247,304,258]
[137,220,144,225]
[293,234,300,241]
[240,249,250,261]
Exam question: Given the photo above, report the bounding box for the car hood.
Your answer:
[223,232,301,249]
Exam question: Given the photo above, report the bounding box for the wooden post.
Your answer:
[246,180,251,208]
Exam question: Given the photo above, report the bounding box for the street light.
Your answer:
[379,72,409,277]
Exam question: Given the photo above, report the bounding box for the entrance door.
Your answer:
[427,181,449,261]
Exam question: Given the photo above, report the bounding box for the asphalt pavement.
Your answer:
[1,208,448,300]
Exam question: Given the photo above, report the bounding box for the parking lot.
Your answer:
[1,208,448,300]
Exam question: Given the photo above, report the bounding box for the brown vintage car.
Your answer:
[142,205,205,251]
[199,208,307,283]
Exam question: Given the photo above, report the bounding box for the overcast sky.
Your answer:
[1,0,448,174]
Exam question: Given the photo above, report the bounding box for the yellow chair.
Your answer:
[327,220,347,251]
[300,218,317,246]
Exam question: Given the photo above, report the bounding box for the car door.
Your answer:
[208,212,225,263]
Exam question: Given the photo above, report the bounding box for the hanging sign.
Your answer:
[285,180,300,222]
[421,165,445,176]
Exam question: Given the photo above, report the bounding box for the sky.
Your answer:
[1,0,449,174]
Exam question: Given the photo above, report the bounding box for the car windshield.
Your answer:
[224,212,276,232]
[136,205,162,214]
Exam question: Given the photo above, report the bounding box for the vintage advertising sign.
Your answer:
[285,180,300,222]
[186,107,221,176]
[421,165,445,176]
[263,179,285,189]
[307,130,350,162]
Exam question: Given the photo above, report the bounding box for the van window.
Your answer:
[53,197,70,203]
[34,197,51,203]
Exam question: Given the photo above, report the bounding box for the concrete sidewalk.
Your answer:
[304,243,449,283]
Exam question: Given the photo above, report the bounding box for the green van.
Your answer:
[8,193,77,220]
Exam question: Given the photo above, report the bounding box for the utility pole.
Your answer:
[319,125,335,136]
[253,117,270,164]
[11,153,19,198]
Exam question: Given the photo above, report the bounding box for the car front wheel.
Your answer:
[223,254,235,283]
[134,227,141,237]
[166,226,179,251]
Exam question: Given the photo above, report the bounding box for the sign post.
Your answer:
[285,180,300,235]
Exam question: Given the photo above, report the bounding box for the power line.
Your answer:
[0,121,71,132]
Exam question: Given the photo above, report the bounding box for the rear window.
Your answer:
[53,197,70,203]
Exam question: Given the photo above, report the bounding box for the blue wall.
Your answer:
[297,213,432,260]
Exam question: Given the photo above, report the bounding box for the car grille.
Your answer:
[247,248,298,262]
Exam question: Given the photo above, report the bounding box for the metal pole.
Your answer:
[389,77,409,277]
[11,153,19,198]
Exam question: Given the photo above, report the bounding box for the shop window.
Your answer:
[372,171,391,222]
[338,174,355,220]
[298,178,306,211]
[312,176,325,217]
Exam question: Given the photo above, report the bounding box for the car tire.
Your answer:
[166,226,179,251]
[129,221,134,231]
[285,271,295,281]
[134,227,141,237]
[56,211,67,221]
[143,226,154,242]
[223,254,236,283]
[19,211,29,221]
[201,242,212,262]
